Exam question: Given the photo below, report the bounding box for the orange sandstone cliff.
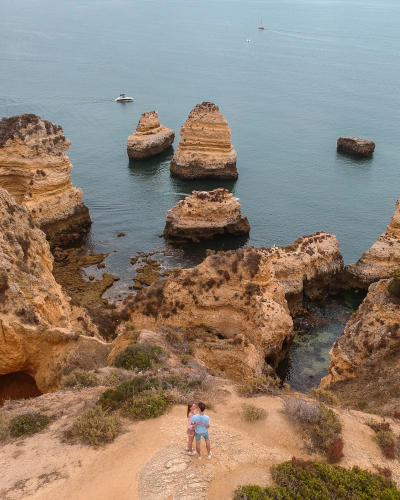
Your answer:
[0,188,110,400]
[0,114,91,247]
[113,232,343,379]
[170,102,238,180]
[164,188,250,242]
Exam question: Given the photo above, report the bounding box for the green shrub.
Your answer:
[241,403,267,422]
[112,344,165,371]
[314,404,342,450]
[11,413,51,437]
[358,400,368,409]
[233,458,400,499]
[374,431,396,459]
[60,369,98,389]
[310,388,339,406]
[121,392,172,420]
[105,369,122,387]
[388,268,400,297]
[73,406,121,446]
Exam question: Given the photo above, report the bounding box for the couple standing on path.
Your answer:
[186,402,212,461]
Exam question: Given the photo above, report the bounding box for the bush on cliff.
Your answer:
[60,369,98,389]
[388,269,400,297]
[72,406,121,446]
[241,403,268,422]
[237,375,281,397]
[233,458,400,500]
[112,344,165,371]
[121,392,172,420]
[11,413,51,437]
[310,387,340,406]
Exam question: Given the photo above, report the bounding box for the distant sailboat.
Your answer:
[258,16,265,30]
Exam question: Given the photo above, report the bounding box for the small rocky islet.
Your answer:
[1,109,397,412]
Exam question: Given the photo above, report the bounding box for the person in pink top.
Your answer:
[185,403,197,455]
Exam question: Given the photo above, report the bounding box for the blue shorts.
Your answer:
[195,431,209,442]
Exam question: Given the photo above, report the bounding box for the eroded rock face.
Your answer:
[342,199,400,289]
[114,232,342,379]
[321,279,400,388]
[0,188,110,395]
[164,188,250,242]
[0,114,91,246]
[127,111,175,160]
[170,102,238,180]
[337,137,375,156]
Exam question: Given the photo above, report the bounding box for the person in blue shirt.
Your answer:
[190,402,212,460]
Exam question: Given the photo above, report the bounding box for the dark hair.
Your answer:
[198,402,206,412]
[187,403,195,417]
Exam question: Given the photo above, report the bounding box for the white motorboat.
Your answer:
[115,94,134,102]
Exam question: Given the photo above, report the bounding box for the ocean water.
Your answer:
[1,0,400,389]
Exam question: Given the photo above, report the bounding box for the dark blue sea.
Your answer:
[1,0,399,389]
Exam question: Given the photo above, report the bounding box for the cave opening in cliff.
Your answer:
[0,372,42,407]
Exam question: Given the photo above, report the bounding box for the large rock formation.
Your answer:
[113,232,342,379]
[0,188,110,397]
[342,199,400,289]
[127,111,175,160]
[170,102,238,180]
[0,114,91,246]
[164,188,250,242]
[321,278,400,389]
[337,137,375,156]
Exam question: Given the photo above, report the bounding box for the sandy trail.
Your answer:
[1,386,399,500]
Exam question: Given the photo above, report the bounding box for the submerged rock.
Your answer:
[0,188,110,395]
[127,111,175,160]
[164,188,250,242]
[337,136,375,156]
[114,232,343,379]
[170,102,238,180]
[342,198,400,288]
[0,114,91,247]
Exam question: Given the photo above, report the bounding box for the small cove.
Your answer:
[276,290,367,392]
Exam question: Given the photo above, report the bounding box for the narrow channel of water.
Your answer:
[276,290,367,393]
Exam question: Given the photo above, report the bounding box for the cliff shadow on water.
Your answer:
[276,290,367,393]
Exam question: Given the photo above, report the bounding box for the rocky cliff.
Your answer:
[0,188,109,398]
[164,188,250,242]
[0,114,91,246]
[127,111,175,160]
[170,102,238,180]
[343,199,400,288]
[321,278,400,389]
[114,232,342,379]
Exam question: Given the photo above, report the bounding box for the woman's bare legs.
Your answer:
[187,434,195,452]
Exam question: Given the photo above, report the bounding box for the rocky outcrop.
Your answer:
[170,102,238,180]
[337,137,375,156]
[114,232,342,379]
[164,188,250,242]
[127,112,175,160]
[0,114,91,246]
[342,199,400,289]
[0,188,110,395]
[321,278,400,388]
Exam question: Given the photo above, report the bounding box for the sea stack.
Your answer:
[170,102,238,180]
[337,137,375,156]
[343,198,400,288]
[127,111,175,160]
[164,188,250,242]
[0,114,91,247]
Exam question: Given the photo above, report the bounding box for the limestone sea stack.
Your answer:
[170,102,238,180]
[343,198,400,288]
[0,188,110,400]
[164,188,250,242]
[0,114,91,247]
[127,111,175,160]
[337,136,375,156]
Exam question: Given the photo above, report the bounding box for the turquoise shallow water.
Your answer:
[1,0,399,389]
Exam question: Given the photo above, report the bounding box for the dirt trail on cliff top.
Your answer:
[1,386,399,500]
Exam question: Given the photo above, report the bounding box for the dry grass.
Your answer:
[0,414,12,443]
[283,397,320,424]
[237,375,281,397]
[60,369,98,389]
[310,388,340,406]
[241,403,268,422]
[72,406,121,446]
[105,369,122,387]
